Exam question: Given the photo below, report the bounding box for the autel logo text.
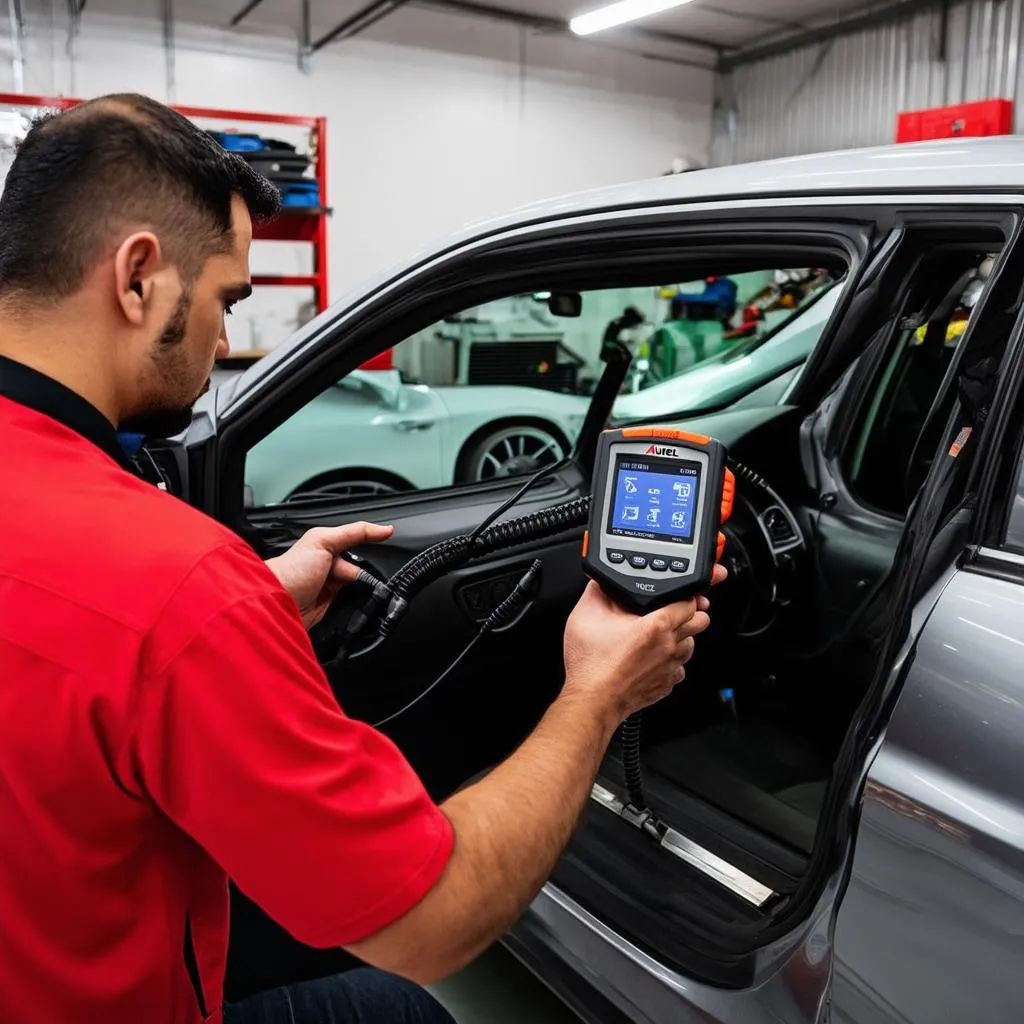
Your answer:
[645,445,678,457]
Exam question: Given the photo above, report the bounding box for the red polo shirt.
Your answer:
[0,356,454,1024]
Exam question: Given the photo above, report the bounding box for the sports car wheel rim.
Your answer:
[473,426,567,481]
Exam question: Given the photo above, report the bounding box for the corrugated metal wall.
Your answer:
[712,0,1024,165]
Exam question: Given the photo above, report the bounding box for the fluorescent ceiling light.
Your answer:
[570,0,696,36]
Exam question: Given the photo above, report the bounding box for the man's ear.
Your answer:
[113,231,163,326]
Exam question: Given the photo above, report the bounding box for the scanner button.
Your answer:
[607,550,626,564]
[650,558,668,572]
[669,558,690,573]
[628,554,648,570]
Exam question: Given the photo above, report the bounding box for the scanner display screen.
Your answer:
[608,455,703,544]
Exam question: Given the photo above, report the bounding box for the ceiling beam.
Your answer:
[229,0,265,28]
[720,0,952,72]
[414,0,723,53]
[702,4,800,30]
[310,0,412,51]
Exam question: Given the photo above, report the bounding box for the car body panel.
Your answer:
[508,880,836,1024]
[477,137,1024,236]
[244,377,588,504]
[832,564,1024,1024]
[244,373,449,502]
[429,384,587,449]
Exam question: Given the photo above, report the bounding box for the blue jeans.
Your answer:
[223,968,456,1024]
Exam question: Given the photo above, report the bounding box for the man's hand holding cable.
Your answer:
[265,521,394,629]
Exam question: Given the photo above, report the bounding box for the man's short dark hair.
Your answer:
[0,93,281,303]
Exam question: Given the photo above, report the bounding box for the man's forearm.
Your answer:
[346,689,617,983]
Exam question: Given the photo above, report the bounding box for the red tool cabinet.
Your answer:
[896,99,1014,143]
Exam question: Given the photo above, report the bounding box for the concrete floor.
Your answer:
[431,944,582,1024]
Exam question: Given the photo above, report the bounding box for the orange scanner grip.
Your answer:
[720,468,736,525]
[717,532,726,562]
[582,530,589,557]
[621,426,712,446]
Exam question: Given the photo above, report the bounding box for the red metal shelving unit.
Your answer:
[0,92,397,369]
[0,93,330,315]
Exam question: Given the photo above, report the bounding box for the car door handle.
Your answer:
[395,419,435,432]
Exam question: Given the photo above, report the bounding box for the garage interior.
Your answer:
[1,0,1020,1020]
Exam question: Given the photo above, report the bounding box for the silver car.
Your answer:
[162,135,1024,1023]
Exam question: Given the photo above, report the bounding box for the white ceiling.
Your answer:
[451,0,880,49]
[75,0,903,65]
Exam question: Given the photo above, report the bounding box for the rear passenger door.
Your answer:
[799,218,1008,653]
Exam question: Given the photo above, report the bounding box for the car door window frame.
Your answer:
[974,220,1024,558]
[210,211,874,543]
[809,211,1015,529]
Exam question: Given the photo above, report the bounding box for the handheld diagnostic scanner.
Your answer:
[582,427,735,613]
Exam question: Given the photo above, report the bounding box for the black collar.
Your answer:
[0,353,133,471]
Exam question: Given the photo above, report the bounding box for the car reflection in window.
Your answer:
[612,276,845,426]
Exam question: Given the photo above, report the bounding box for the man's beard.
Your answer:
[119,292,211,440]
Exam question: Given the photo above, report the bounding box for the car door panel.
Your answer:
[227,486,588,1003]
[251,474,587,798]
[832,566,1024,1024]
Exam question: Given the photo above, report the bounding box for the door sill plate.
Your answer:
[590,782,775,908]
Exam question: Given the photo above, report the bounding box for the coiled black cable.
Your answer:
[349,459,755,655]
[617,458,752,821]
[324,469,584,665]
[728,457,770,495]
[621,712,646,811]
[377,496,590,640]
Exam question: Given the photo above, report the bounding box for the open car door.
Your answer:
[171,202,875,1003]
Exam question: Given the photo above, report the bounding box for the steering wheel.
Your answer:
[716,464,805,638]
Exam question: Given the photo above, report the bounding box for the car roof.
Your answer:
[462,136,1024,238]
[222,137,1024,403]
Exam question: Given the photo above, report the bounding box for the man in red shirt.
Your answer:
[0,95,720,1024]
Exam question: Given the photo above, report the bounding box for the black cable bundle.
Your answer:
[373,560,544,728]
[377,495,590,639]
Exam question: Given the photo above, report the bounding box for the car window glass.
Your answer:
[627,269,839,393]
[843,262,990,519]
[241,270,841,509]
[613,277,844,423]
